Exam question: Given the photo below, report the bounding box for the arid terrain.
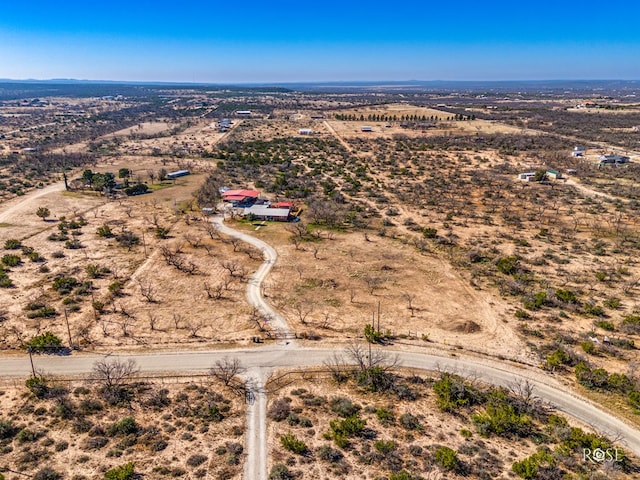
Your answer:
[1,81,640,479]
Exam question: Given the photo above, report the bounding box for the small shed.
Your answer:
[298,128,313,135]
[361,126,373,132]
[546,169,562,179]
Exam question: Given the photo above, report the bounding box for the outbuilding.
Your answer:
[244,205,291,222]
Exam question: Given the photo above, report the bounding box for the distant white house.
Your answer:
[236,110,252,115]
[361,126,373,132]
[518,172,536,181]
[598,154,629,165]
[298,128,313,135]
[572,146,585,157]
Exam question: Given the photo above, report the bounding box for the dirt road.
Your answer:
[3,346,639,459]
[0,181,66,223]
[212,215,294,340]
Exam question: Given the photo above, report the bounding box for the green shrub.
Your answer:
[330,397,360,417]
[375,406,395,425]
[109,281,124,296]
[374,439,396,454]
[4,239,22,249]
[496,256,519,275]
[26,375,50,398]
[104,462,135,480]
[26,306,58,319]
[53,276,78,294]
[422,227,437,238]
[399,412,422,430]
[512,449,555,479]
[108,417,138,436]
[16,428,43,443]
[269,464,293,480]
[604,297,621,309]
[389,471,414,480]
[594,320,614,331]
[124,184,149,196]
[622,315,640,334]
[583,303,605,317]
[0,419,19,439]
[628,391,640,413]
[329,413,366,447]
[433,372,480,411]
[24,332,63,352]
[555,288,577,304]
[97,225,114,238]
[33,468,62,480]
[580,341,596,355]
[434,446,460,471]
[186,454,208,467]
[317,444,343,462]
[280,434,307,455]
[1,254,21,267]
[267,398,291,421]
[472,389,532,438]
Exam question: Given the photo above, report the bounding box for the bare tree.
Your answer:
[118,303,136,336]
[285,221,309,239]
[204,281,224,300]
[183,233,203,248]
[221,260,246,278]
[209,357,246,386]
[173,312,183,330]
[292,301,315,325]
[137,278,157,303]
[186,320,205,338]
[402,292,416,317]
[148,311,159,331]
[364,275,383,295]
[346,340,400,371]
[202,222,221,240]
[229,238,242,252]
[91,357,139,404]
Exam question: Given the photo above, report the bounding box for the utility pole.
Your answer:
[27,347,36,377]
[63,308,73,349]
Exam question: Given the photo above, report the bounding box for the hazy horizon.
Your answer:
[2,1,639,83]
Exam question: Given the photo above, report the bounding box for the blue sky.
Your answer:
[1,0,639,82]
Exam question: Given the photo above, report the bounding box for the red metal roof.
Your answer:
[222,189,260,199]
[272,202,292,208]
